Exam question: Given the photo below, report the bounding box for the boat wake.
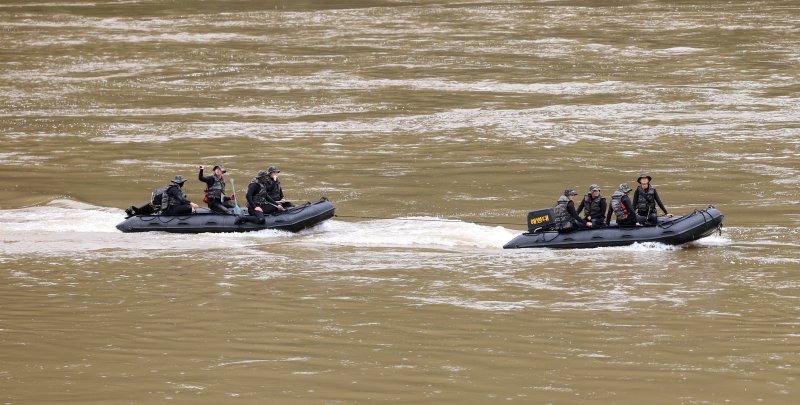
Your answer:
[0,200,728,257]
[0,199,122,233]
[300,217,519,250]
[0,199,290,256]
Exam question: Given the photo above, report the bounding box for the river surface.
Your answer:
[1,1,799,404]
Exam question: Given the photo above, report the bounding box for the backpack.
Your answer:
[151,187,166,206]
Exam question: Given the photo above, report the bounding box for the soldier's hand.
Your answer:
[255,206,263,212]
[277,205,286,212]
[198,165,204,170]
[666,213,673,218]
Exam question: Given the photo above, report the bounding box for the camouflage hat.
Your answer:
[212,164,226,173]
[618,183,632,193]
[564,188,578,196]
[268,166,280,174]
[256,170,270,179]
[637,173,652,183]
[172,175,186,184]
[589,184,600,192]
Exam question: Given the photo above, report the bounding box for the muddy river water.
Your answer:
[1,1,799,403]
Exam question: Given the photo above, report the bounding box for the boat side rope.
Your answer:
[658,209,705,229]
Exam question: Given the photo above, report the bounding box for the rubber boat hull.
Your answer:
[503,208,724,249]
[116,199,335,233]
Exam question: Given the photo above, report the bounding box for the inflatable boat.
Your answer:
[503,207,724,249]
[116,198,335,233]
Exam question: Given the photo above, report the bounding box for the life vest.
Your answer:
[553,195,574,231]
[264,177,283,202]
[160,184,185,212]
[249,178,270,206]
[635,185,656,215]
[205,175,226,201]
[610,190,629,220]
[582,193,605,219]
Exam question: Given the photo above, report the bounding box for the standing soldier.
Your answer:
[633,173,672,225]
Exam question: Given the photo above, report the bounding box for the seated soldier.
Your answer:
[261,166,293,213]
[245,169,272,224]
[606,183,644,227]
[198,164,235,214]
[554,189,591,232]
[160,175,199,215]
[576,184,607,227]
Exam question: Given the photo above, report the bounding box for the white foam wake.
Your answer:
[301,217,519,250]
[0,199,122,233]
[0,199,290,256]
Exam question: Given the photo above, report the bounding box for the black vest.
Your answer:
[206,175,226,200]
[582,193,605,219]
[249,178,270,206]
[635,186,656,214]
[264,177,282,201]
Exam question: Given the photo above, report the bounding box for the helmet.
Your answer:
[564,188,578,196]
[268,166,280,174]
[637,173,652,183]
[588,184,600,192]
[172,175,186,185]
[618,183,632,193]
[212,164,226,173]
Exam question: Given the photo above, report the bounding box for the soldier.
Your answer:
[554,189,591,231]
[245,170,273,224]
[576,184,607,227]
[606,183,644,227]
[633,173,672,225]
[160,175,199,215]
[262,166,293,212]
[198,164,235,214]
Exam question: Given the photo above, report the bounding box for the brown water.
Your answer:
[1,1,799,403]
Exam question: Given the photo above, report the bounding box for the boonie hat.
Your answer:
[257,170,270,179]
[589,184,600,192]
[637,173,652,183]
[564,188,578,196]
[212,164,227,173]
[268,166,280,174]
[172,175,186,184]
[618,183,632,193]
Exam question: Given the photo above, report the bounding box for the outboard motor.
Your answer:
[527,208,555,233]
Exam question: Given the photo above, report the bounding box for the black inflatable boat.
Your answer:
[116,198,335,233]
[503,207,724,249]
